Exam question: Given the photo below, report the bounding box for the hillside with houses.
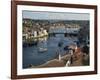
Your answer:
[22,18,89,45]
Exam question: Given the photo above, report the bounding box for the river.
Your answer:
[23,34,78,68]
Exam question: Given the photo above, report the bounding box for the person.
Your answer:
[69,49,74,64]
[65,60,71,66]
[55,51,59,59]
[59,54,61,61]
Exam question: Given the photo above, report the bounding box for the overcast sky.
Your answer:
[22,10,90,20]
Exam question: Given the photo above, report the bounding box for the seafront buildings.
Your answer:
[23,19,81,41]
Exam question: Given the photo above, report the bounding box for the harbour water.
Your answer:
[23,34,78,68]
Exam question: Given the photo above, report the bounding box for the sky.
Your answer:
[22,10,90,20]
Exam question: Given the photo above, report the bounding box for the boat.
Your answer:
[38,47,47,53]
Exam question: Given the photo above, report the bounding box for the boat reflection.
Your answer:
[38,36,48,53]
[38,28,48,53]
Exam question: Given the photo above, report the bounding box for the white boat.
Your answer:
[38,47,47,53]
